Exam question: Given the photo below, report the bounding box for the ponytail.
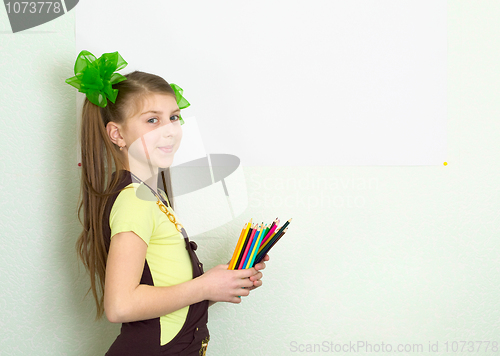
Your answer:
[76,101,125,319]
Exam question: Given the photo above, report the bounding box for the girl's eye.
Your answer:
[170,115,180,122]
[147,117,159,124]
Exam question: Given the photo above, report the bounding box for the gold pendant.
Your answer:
[156,199,183,232]
[199,337,209,356]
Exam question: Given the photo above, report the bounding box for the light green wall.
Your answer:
[0,10,120,355]
[1,2,499,355]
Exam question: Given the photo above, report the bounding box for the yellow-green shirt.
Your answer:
[109,182,193,345]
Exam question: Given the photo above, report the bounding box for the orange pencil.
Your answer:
[228,220,251,269]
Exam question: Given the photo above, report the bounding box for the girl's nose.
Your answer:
[160,121,176,137]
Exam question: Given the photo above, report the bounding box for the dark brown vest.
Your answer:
[103,171,209,356]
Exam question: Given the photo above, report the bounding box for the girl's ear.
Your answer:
[106,122,126,148]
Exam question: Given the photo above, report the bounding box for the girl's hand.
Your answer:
[199,264,260,303]
[247,254,269,290]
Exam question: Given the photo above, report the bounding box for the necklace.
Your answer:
[129,172,184,233]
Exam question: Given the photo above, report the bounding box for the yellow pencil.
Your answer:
[229,219,251,269]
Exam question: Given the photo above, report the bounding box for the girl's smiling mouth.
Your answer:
[158,145,174,153]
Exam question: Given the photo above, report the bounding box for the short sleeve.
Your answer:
[109,184,156,245]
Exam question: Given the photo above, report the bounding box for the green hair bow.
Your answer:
[170,83,190,125]
[65,50,128,108]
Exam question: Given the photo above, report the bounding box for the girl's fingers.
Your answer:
[231,297,242,304]
[245,280,262,290]
[252,279,263,287]
[238,288,250,297]
[249,271,263,282]
[254,256,269,271]
[253,263,265,271]
[237,278,254,289]
[235,268,258,278]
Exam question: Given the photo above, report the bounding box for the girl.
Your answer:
[68,50,268,355]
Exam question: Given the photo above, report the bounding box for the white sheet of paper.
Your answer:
[76,0,446,166]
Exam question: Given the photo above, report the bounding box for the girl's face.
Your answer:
[121,93,182,172]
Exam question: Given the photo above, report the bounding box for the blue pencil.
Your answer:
[242,224,264,269]
[247,224,269,268]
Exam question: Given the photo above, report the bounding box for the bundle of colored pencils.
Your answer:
[228,218,292,270]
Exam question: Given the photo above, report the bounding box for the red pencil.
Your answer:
[237,224,259,269]
[261,218,279,246]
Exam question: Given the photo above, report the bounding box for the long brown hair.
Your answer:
[76,71,176,318]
